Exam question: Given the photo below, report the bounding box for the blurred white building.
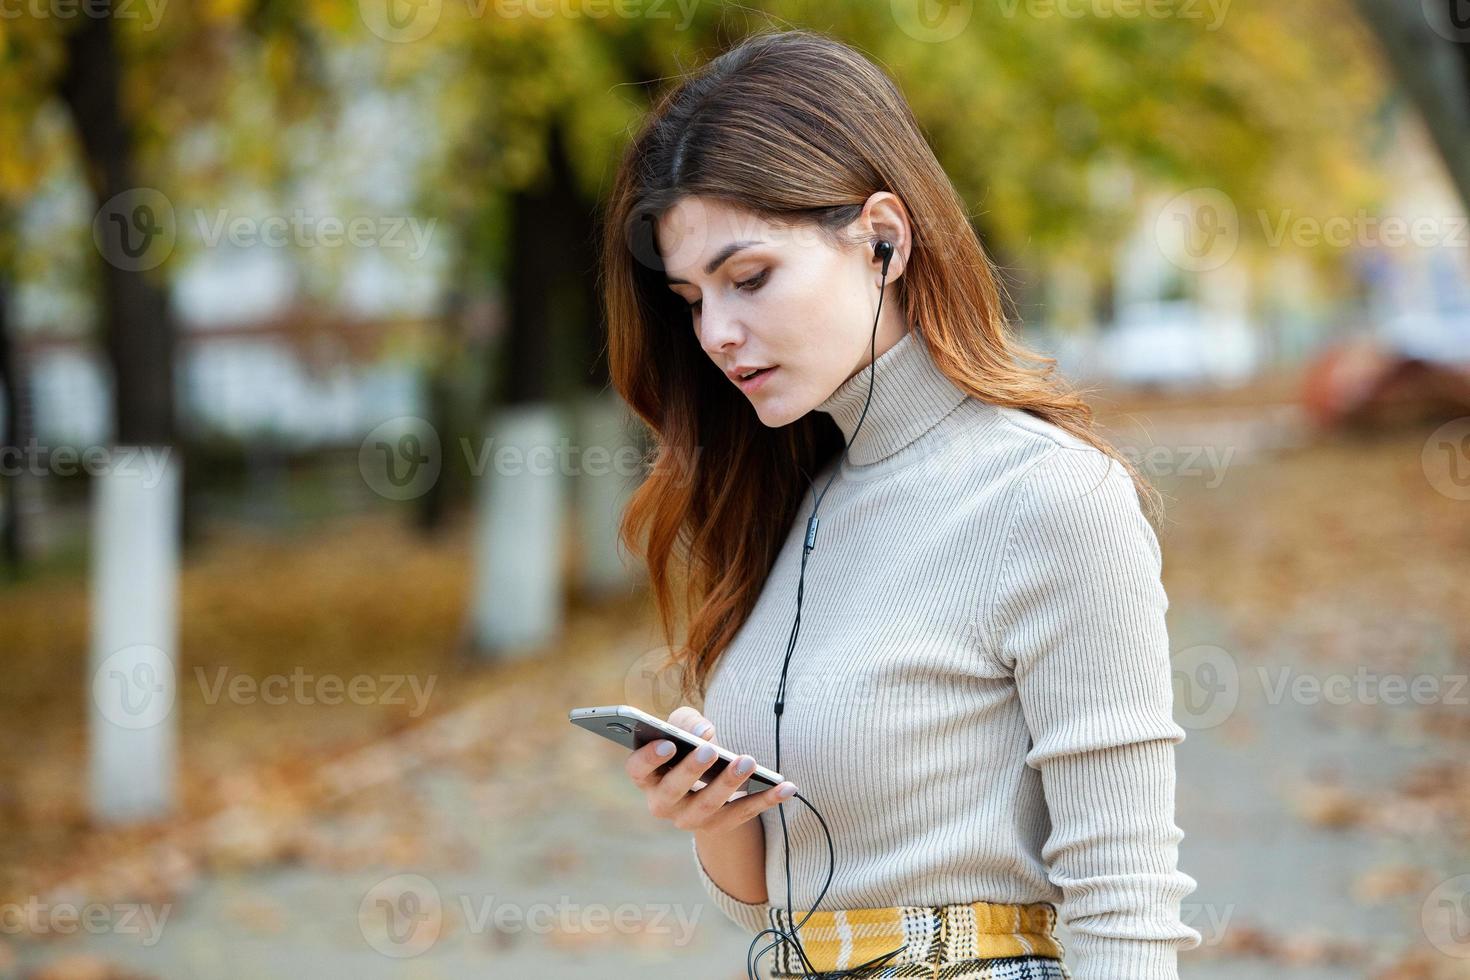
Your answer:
[1030,104,1470,388]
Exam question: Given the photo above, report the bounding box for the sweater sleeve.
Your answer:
[691,834,775,936]
[988,446,1203,980]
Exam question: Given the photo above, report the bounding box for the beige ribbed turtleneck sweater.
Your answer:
[690,328,1203,978]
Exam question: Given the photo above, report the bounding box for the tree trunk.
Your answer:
[469,121,603,655]
[58,5,176,449]
[0,260,34,570]
[58,3,182,824]
[1353,0,1470,211]
[416,284,465,535]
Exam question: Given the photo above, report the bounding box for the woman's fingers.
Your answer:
[626,705,715,790]
[624,736,680,789]
[647,737,724,815]
[667,705,715,741]
[625,705,792,833]
[668,757,751,829]
[686,779,798,835]
[671,751,795,831]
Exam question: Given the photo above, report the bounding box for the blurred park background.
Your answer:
[2,1,1470,977]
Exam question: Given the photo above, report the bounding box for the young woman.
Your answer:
[601,28,1203,980]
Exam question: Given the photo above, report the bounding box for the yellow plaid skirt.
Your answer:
[765,899,1071,979]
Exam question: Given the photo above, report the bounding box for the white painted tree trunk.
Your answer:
[469,403,564,657]
[88,449,181,824]
[573,389,644,598]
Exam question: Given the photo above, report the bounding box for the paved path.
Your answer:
[10,605,1458,980]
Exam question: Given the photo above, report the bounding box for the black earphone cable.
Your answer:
[745,239,903,980]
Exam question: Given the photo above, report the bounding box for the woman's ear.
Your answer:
[859,191,910,282]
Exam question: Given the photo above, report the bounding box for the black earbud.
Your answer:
[873,239,894,275]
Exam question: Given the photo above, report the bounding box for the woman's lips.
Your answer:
[737,366,777,393]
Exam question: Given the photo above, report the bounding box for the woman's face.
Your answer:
[656,195,908,427]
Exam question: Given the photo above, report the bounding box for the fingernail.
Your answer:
[695,744,716,764]
[693,721,713,738]
[777,783,797,799]
[735,756,755,775]
[655,741,675,757]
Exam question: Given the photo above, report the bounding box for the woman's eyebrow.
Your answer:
[665,240,764,285]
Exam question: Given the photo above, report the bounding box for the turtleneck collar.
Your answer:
[814,329,972,467]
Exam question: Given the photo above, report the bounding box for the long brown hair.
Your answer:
[599,28,1160,703]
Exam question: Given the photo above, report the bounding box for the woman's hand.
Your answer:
[625,705,798,834]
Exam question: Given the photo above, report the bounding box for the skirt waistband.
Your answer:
[766,899,1065,975]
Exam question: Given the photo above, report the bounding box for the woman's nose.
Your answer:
[697,307,743,357]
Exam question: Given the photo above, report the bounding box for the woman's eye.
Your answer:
[736,270,769,292]
[680,270,767,315]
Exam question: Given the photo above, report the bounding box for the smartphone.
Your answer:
[568,704,785,793]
